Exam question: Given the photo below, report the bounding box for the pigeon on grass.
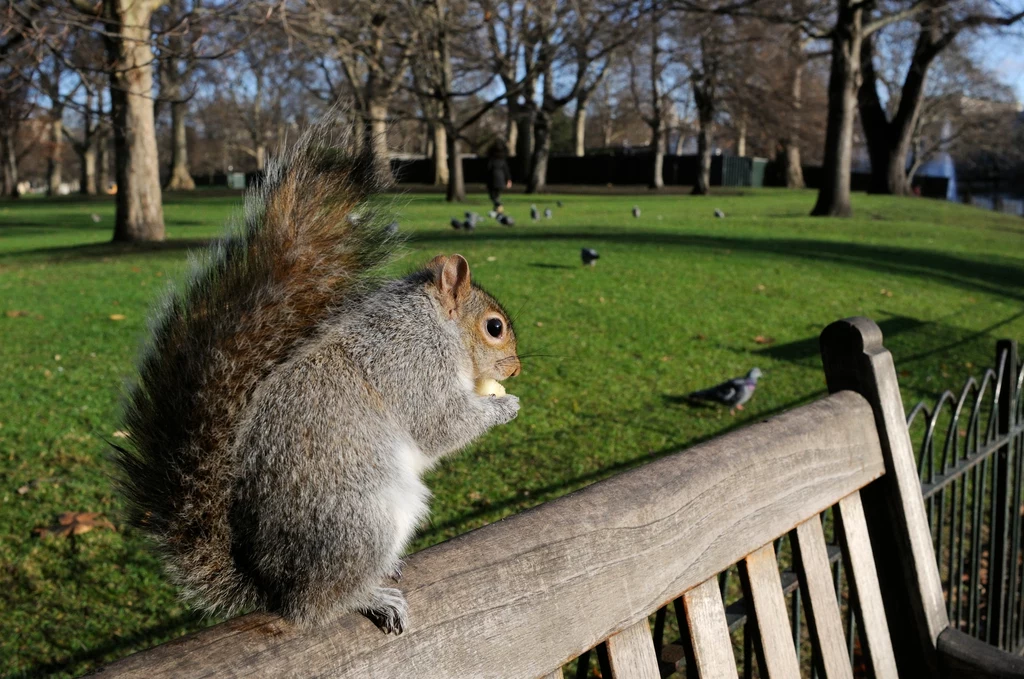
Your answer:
[714,209,725,218]
[498,214,516,226]
[544,208,552,219]
[581,248,600,266]
[530,204,540,221]
[632,206,641,218]
[688,368,762,415]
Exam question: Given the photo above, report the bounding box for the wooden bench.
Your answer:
[97,318,1024,678]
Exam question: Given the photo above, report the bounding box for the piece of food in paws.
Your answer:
[475,378,506,397]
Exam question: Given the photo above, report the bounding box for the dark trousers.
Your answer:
[488,187,503,208]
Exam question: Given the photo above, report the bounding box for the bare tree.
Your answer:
[628,0,685,189]
[526,0,633,192]
[858,1,1024,196]
[289,2,416,182]
[413,0,529,201]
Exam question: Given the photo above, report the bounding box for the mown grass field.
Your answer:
[1,187,1022,677]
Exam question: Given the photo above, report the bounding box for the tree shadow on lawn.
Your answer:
[0,238,212,261]
[412,230,1024,301]
[17,611,206,679]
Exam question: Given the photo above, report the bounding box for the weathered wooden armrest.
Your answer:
[937,627,1024,679]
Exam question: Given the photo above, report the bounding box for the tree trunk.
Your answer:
[364,100,392,184]
[166,99,195,190]
[432,122,448,185]
[97,125,109,194]
[107,0,166,242]
[506,110,518,157]
[781,140,805,189]
[780,57,805,189]
[47,116,63,196]
[255,144,266,172]
[693,123,712,195]
[650,123,664,189]
[811,0,862,217]
[2,126,18,198]
[736,119,747,157]
[858,30,937,196]
[527,110,551,193]
[80,146,97,195]
[515,108,535,181]
[445,127,464,202]
[573,94,589,157]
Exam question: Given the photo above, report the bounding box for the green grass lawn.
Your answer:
[1,188,1022,677]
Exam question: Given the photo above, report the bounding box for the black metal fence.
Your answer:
[911,339,1024,651]
[563,338,1022,678]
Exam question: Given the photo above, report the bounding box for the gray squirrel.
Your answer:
[113,130,521,635]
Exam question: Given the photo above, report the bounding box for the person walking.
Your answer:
[486,141,512,213]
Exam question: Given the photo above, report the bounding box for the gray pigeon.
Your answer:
[450,217,464,230]
[530,204,540,221]
[632,206,641,218]
[581,248,599,266]
[488,210,498,219]
[465,211,481,227]
[714,209,725,218]
[688,368,762,414]
[91,213,101,223]
[544,208,552,219]
[498,214,515,226]
[556,200,563,208]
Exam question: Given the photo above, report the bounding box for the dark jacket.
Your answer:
[487,157,511,190]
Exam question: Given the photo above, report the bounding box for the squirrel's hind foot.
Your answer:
[360,586,409,635]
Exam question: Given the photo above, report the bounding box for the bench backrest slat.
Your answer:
[740,543,802,677]
[792,514,855,679]
[682,578,736,677]
[835,490,899,678]
[605,619,661,679]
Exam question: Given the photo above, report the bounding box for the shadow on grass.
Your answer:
[528,262,576,270]
[5,230,1022,303]
[411,230,1024,301]
[0,238,212,261]
[757,311,1024,368]
[17,612,206,679]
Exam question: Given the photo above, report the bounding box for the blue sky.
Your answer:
[979,32,1024,103]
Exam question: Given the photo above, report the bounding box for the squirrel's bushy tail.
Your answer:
[115,126,398,617]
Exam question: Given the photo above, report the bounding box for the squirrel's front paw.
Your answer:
[490,394,520,424]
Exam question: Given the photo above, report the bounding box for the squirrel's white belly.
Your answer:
[389,442,432,555]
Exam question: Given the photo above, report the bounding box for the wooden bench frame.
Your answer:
[97,318,1024,678]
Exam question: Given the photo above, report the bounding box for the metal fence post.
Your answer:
[990,340,1019,649]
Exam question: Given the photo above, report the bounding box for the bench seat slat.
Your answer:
[742,543,801,678]
[836,491,899,679]
[793,516,854,679]
[682,578,737,678]
[606,619,660,679]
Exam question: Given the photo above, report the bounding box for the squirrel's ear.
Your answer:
[428,254,472,316]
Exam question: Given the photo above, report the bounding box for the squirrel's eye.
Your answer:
[486,318,504,338]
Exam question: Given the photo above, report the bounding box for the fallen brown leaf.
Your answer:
[754,335,775,345]
[109,314,126,321]
[34,512,115,538]
[5,310,28,318]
